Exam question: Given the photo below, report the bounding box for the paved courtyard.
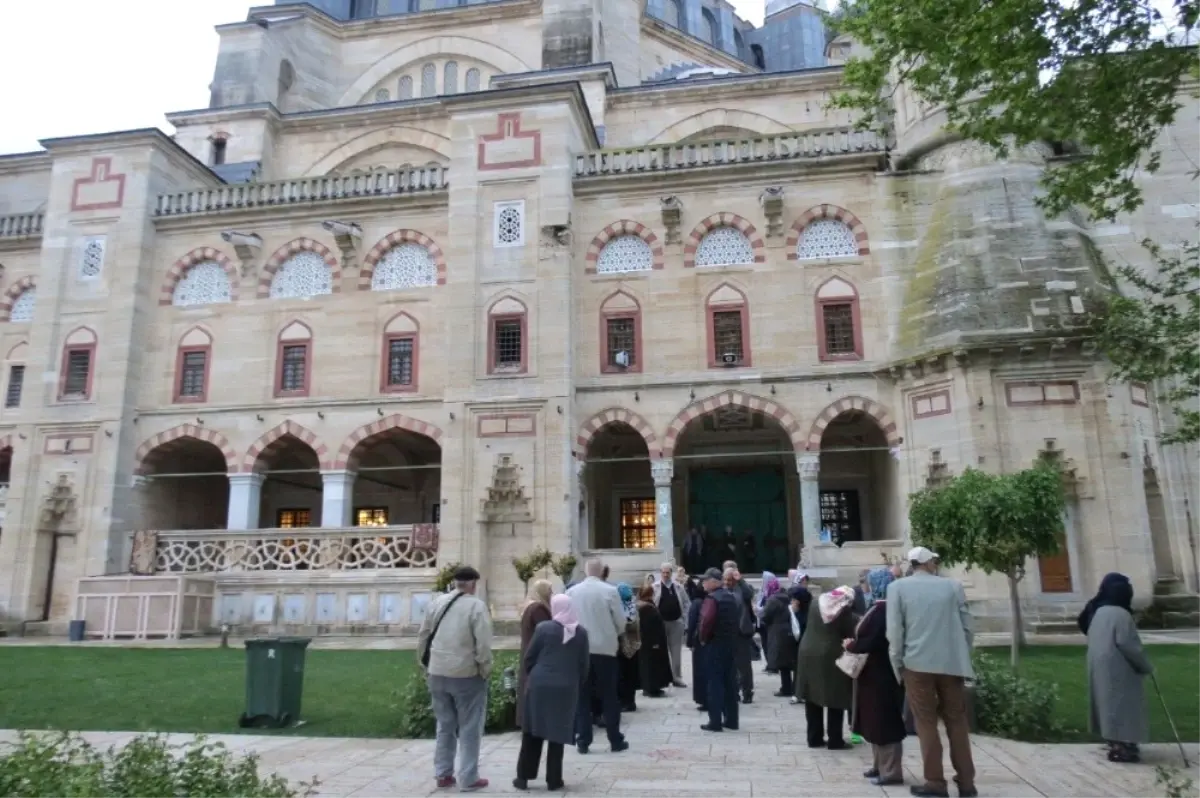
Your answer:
[2,656,1195,797]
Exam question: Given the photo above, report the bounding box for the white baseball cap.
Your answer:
[907,546,939,564]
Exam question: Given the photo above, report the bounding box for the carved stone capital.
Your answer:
[220,230,263,279]
[322,220,363,269]
[660,196,683,245]
[651,457,674,486]
[759,186,784,237]
[795,452,820,481]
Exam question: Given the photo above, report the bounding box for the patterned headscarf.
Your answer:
[616,582,638,622]
[761,572,781,602]
[866,567,895,606]
[817,585,855,624]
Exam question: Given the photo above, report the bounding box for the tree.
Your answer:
[908,466,1066,668]
[551,553,579,585]
[511,547,553,596]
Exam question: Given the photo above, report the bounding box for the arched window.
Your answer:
[465,68,481,92]
[174,327,213,403]
[269,251,332,300]
[815,277,862,361]
[398,75,414,99]
[700,8,717,44]
[487,296,528,375]
[695,227,754,267]
[797,220,859,260]
[381,312,419,393]
[444,61,458,94]
[664,0,682,27]
[597,235,653,274]
[275,321,313,397]
[9,288,35,323]
[600,291,642,373]
[733,28,745,56]
[421,63,436,97]
[59,326,98,401]
[277,59,295,106]
[372,243,438,290]
[5,341,27,409]
[375,88,390,102]
[173,261,232,307]
[750,43,765,69]
[705,284,750,368]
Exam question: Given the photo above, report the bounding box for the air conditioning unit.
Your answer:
[614,350,631,369]
[720,353,740,366]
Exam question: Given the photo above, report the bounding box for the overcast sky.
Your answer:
[0,0,769,156]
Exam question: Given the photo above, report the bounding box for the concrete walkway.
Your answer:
[2,656,1195,797]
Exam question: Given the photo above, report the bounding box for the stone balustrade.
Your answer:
[0,213,44,238]
[574,128,887,177]
[154,166,449,218]
[152,525,439,573]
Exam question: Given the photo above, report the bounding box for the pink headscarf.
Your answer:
[551,593,579,643]
[817,585,855,624]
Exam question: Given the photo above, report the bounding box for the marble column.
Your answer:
[320,471,357,528]
[652,458,675,560]
[226,473,264,531]
[796,453,820,558]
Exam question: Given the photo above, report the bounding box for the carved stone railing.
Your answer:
[0,213,44,238]
[574,128,887,177]
[154,166,449,218]
[153,525,439,573]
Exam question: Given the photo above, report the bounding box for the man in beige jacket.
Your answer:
[418,565,494,792]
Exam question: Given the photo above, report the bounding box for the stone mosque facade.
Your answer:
[0,0,1195,637]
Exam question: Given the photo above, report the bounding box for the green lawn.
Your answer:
[979,645,1200,742]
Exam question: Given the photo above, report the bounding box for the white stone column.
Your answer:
[796,453,821,557]
[652,458,675,560]
[576,460,590,553]
[227,473,264,531]
[320,471,356,528]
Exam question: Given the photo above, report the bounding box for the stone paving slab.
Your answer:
[1,656,1196,797]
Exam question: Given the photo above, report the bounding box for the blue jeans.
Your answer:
[428,675,487,788]
[705,640,739,729]
[574,654,622,748]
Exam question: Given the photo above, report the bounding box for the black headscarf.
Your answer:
[1077,572,1134,634]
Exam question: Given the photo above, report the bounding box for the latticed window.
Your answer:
[398,75,414,99]
[375,88,390,102]
[494,202,523,247]
[695,227,754,267]
[178,351,207,398]
[465,68,481,92]
[620,497,657,549]
[5,365,23,408]
[280,344,308,392]
[63,349,91,397]
[444,61,458,94]
[386,337,414,387]
[797,220,859,260]
[277,508,312,529]
[712,310,744,363]
[822,303,856,355]
[606,317,636,367]
[421,63,436,96]
[9,288,35,322]
[269,251,332,299]
[597,235,652,273]
[493,318,523,370]
[372,243,436,290]
[356,508,389,527]
[79,237,105,279]
[173,261,232,307]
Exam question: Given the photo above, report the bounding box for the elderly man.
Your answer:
[723,560,756,703]
[652,562,690,687]
[886,547,977,798]
[417,565,493,792]
[567,559,629,754]
[697,567,741,731]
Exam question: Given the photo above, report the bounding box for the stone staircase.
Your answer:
[1139,578,1200,629]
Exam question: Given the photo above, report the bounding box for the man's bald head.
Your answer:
[585,559,604,578]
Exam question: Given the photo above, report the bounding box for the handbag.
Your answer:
[835,650,868,678]
[789,609,801,640]
[420,592,464,668]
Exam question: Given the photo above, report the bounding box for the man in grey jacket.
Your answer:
[886,547,976,798]
[567,558,629,754]
[652,562,690,687]
[418,565,493,792]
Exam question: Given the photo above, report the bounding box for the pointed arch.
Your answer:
[0,276,36,322]
[662,389,804,457]
[647,109,792,145]
[805,395,900,450]
[304,126,451,175]
[135,423,238,475]
[334,414,444,469]
[360,228,447,289]
[243,420,330,472]
[585,219,664,274]
[599,289,643,373]
[576,408,661,458]
[787,204,871,259]
[258,238,340,298]
[684,213,766,268]
[159,247,239,306]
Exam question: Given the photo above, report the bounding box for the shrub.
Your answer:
[0,732,309,798]
[971,654,1065,742]
[392,652,519,738]
[434,562,463,593]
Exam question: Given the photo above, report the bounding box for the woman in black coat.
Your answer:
[761,588,798,697]
[636,585,674,697]
[846,597,906,785]
[789,584,812,705]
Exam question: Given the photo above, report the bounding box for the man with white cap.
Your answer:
[885,547,977,798]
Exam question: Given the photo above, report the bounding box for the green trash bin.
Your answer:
[238,637,311,729]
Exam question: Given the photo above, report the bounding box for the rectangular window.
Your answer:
[819,490,862,545]
[619,497,657,549]
[386,337,414,388]
[606,317,636,368]
[178,350,207,399]
[5,365,24,409]
[493,318,523,369]
[277,508,312,529]
[712,310,744,363]
[62,349,92,398]
[279,344,307,393]
[355,507,389,528]
[822,303,856,355]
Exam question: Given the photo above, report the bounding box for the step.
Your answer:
[1030,620,1079,635]
[1163,610,1200,629]
[1153,593,1200,613]
[1153,577,1187,597]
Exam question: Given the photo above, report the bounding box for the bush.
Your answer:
[971,654,1065,742]
[0,732,309,798]
[392,652,520,738]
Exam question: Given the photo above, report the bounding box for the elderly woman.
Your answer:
[761,575,797,696]
[1079,573,1154,763]
[757,572,781,675]
[847,568,906,785]
[516,580,553,729]
[614,582,642,713]
[796,585,857,748]
[636,584,674,697]
[515,594,589,791]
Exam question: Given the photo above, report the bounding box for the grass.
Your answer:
[978,645,1200,743]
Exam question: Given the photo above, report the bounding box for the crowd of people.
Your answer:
[416,553,1160,795]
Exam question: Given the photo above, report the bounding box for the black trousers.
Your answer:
[516,732,563,786]
[805,702,846,746]
[575,654,622,747]
[734,636,754,699]
[779,667,793,696]
[705,642,739,729]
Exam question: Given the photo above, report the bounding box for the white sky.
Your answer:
[0,0,767,156]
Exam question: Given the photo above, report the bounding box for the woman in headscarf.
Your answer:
[846,568,906,785]
[636,584,674,697]
[761,573,797,696]
[516,580,553,730]
[515,593,589,791]
[613,582,642,713]
[757,572,781,675]
[796,585,857,748]
[1080,573,1154,763]
[788,583,813,705]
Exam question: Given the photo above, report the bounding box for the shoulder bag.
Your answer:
[421,592,465,668]
[834,603,876,678]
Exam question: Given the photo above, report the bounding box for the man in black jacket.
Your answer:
[697,568,740,731]
[722,561,756,703]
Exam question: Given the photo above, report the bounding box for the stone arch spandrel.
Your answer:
[648,109,792,145]
[135,423,238,475]
[575,408,660,458]
[303,127,451,176]
[0,276,35,322]
[335,414,444,469]
[662,390,804,457]
[242,420,331,472]
[805,395,900,450]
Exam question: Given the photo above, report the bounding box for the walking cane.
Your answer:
[1151,673,1191,768]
